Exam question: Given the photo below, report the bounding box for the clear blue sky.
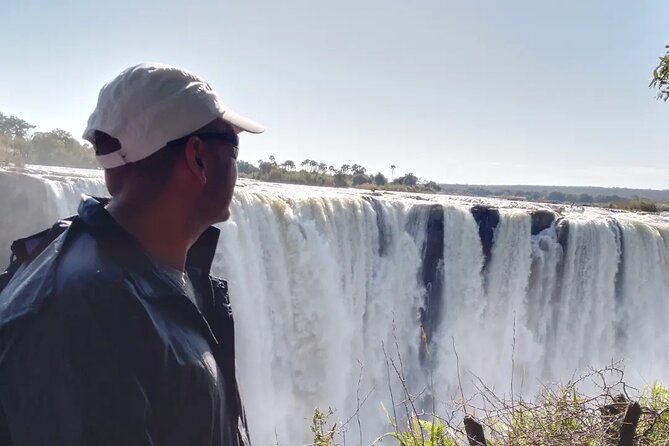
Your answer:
[2,0,668,188]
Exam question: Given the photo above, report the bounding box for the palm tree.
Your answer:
[391,164,396,181]
[318,163,328,174]
[301,159,310,171]
[309,160,318,172]
[340,164,350,175]
[282,160,295,171]
[352,164,366,175]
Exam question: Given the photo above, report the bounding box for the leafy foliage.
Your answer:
[393,173,418,186]
[0,111,96,168]
[651,45,669,101]
[374,172,388,186]
[311,408,339,446]
[376,412,457,446]
[0,113,35,139]
[308,367,669,445]
[639,382,669,445]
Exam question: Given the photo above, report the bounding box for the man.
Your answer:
[0,63,263,445]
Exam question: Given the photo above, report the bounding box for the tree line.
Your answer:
[0,112,442,193]
[0,112,97,168]
[440,185,668,212]
[444,186,632,204]
[239,157,442,192]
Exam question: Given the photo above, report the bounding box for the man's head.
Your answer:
[83,63,263,224]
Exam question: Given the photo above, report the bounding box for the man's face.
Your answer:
[198,119,239,223]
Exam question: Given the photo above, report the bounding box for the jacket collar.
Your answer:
[77,196,221,297]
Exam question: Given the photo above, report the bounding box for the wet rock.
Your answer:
[555,217,569,250]
[420,204,444,356]
[363,196,391,257]
[531,210,556,235]
[470,205,500,269]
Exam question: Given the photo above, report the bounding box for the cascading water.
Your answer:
[2,165,669,445]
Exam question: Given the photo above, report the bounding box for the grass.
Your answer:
[306,367,669,446]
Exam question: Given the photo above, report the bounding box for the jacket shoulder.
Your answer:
[0,229,69,329]
[54,231,125,292]
[0,229,125,330]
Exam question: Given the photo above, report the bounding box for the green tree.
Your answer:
[258,161,273,175]
[639,201,658,212]
[351,173,369,186]
[237,160,259,174]
[334,172,349,187]
[394,172,418,186]
[651,45,669,101]
[282,160,295,171]
[374,172,388,186]
[424,181,441,192]
[0,113,35,139]
[351,164,367,175]
[29,129,96,167]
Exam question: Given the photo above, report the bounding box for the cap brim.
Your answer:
[222,109,265,134]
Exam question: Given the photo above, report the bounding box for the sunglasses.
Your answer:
[167,132,239,159]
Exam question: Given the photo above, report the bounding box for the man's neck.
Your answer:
[106,198,204,272]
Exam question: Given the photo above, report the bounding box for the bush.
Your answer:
[308,364,669,445]
[352,173,370,186]
[374,172,388,186]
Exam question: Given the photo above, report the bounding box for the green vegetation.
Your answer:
[651,44,669,101]
[0,112,97,168]
[441,186,629,205]
[441,186,669,213]
[240,157,442,193]
[308,366,669,445]
[0,111,441,192]
[377,413,456,446]
[608,200,669,213]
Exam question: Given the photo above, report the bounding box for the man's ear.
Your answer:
[184,137,207,184]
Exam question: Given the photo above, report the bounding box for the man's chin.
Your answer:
[216,208,231,224]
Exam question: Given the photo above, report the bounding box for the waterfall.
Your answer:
[2,165,669,445]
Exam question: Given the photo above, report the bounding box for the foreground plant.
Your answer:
[309,365,669,445]
[373,413,457,446]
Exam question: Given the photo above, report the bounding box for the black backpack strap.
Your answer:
[0,217,76,294]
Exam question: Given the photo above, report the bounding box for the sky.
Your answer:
[1,0,668,188]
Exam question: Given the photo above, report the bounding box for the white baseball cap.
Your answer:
[83,62,264,169]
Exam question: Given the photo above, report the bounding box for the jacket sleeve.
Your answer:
[0,288,157,446]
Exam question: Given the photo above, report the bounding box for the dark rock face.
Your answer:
[419,204,444,355]
[470,205,500,270]
[608,219,624,301]
[531,210,556,235]
[550,217,570,308]
[608,219,625,344]
[555,217,569,250]
[364,196,391,257]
